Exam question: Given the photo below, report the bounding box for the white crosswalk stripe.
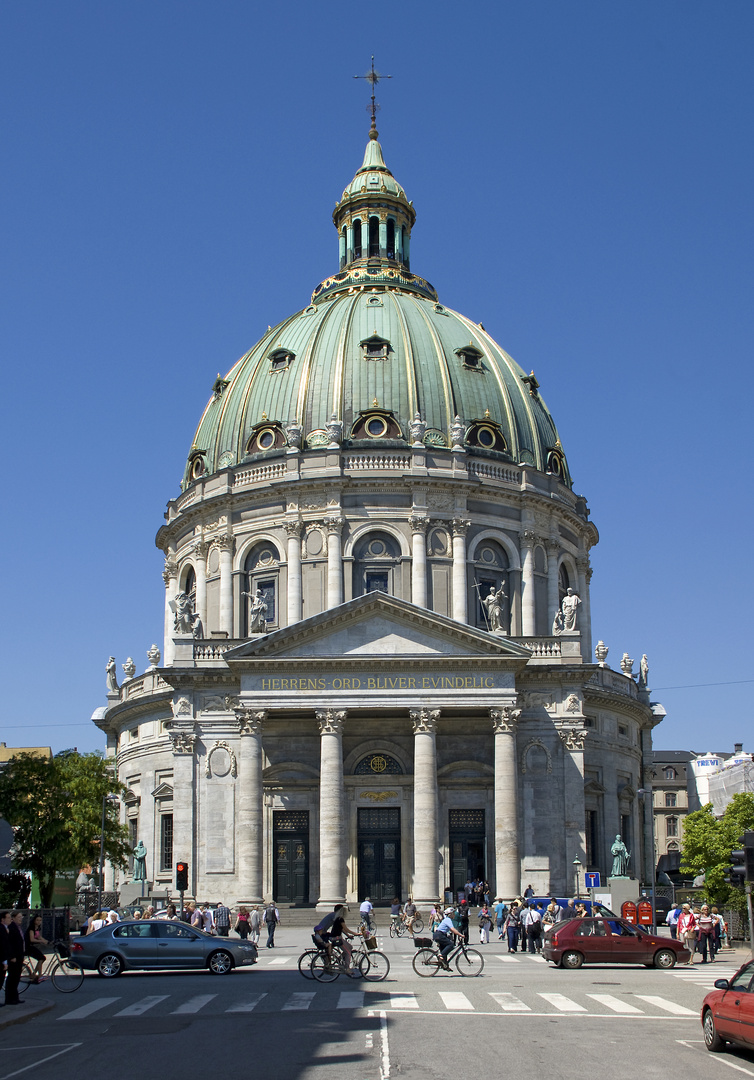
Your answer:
[226,993,267,1013]
[586,994,644,1014]
[115,995,168,1017]
[538,993,587,1013]
[282,991,316,1011]
[634,995,696,1016]
[390,992,419,1009]
[337,991,365,1009]
[489,992,531,1012]
[495,955,521,964]
[439,992,473,1011]
[266,956,290,965]
[171,994,217,1014]
[58,996,120,1020]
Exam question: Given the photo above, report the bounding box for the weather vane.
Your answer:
[354,56,392,138]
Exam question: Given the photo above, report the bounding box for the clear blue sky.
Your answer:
[1,1,751,755]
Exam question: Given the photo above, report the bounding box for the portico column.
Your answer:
[491,707,521,900]
[284,521,303,625]
[559,724,588,888]
[546,541,560,632]
[324,516,344,609]
[410,708,440,904]
[169,726,197,893]
[317,709,347,909]
[409,515,428,608]
[451,518,470,623]
[163,555,178,665]
[521,531,536,636]
[217,535,234,636]
[193,541,209,634]
[235,708,266,903]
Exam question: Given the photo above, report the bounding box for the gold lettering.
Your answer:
[485,676,493,687]
[422,678,430,688]
[272,679,281,690]
[261,678,271,690]
[399,678,406,688]
[353,678,361,689]
[333,678,342,689]
[408,677,416,688]
[368,677,376,688]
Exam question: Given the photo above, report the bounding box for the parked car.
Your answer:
[70,919,257,977]
[702,959,754,1053]
[542,916,690,969]
[527,897,618,918]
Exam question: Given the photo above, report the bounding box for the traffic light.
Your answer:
[176,862,189,891]
[724,832,754,886]
[744,830,754,881]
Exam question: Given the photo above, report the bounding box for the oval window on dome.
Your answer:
[258,429,275,450]
[477,426,496,448]
[190,457,205,479]
[366,416,388,438]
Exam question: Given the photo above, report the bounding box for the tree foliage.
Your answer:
[0,752,130,906]
[681,792,754,908]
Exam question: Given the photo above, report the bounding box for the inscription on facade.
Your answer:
[250,672,504,692]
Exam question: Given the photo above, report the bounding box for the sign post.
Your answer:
[584,872,600,911]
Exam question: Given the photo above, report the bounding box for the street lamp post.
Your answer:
[637,788,657,932]
[573,858,582,901]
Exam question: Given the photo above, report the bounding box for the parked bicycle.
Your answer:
[389,914,424,937]
[18,939,85,994]
[412,936,484,977]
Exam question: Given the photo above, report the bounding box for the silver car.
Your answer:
[70,919,258,977]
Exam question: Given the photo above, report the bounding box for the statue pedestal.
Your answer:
[119,881,152,907]
[607,876,640,913]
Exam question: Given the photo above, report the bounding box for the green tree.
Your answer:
[681,792,754,908]
[0,751,130,906]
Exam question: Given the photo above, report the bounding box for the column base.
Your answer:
[236,896,265,906]
[316,897,346,913]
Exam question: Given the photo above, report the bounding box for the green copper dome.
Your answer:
[183,135,570,489]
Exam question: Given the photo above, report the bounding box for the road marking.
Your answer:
[0,1043,82,1079]
[115,995,168,1017]
[439,992,473,1011]
[676,1038,754,1076]
[379,1010,390,1078]
[489,992,531,1012]
[389,992,419,1009]
[338,991,365,1009]
[226,993,267,1013]
[171,994,217,1014]
[57,997,120,1020]
[267,956,289,965]
[282,991,315,1010]
[586,994,644,1014]
[538,993,587,1013]
[495,955,521,963]
[635,995,696,1016]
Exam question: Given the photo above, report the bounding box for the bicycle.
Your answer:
[19,939,85,994]
[411,936,484,977]
[388,914,424,937]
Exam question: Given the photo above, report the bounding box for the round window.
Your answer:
[257,429,275,449]
[366,416,387,437]
[480,546,496,564]
[191,457,204,479]
[368,540,386,557]
[477,426,496,447]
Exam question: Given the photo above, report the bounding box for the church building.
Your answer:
[94,111,665,909]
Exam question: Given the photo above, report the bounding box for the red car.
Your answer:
[702,960,754,1053]
[542,917,690,969]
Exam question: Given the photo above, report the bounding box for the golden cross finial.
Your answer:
[354,56,392,139]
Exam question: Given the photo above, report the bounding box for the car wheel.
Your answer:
[561,950,584,969]
[653,949,676,970]
[97,953,123,978]
[703,1008,726,1052]
[208,950,234,975]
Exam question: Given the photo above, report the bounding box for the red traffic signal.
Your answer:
[176,862,189,891]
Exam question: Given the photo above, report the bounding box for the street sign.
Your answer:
[584,872,601,889]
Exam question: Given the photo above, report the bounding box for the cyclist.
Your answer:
[402,897,418,933]
[359,897,374,932]
[313,905,357,975]
[389,896,402,933]
[433,906,464,970]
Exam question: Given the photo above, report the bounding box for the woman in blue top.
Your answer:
[433,907,464,969]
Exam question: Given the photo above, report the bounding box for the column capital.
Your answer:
[235,707,267,735]
[490,706,521,734]
[559,725,588,752]
[168,728,197,755]
[323,515,345,536]
[192,540,210,561]
[545,538,560,555]
[163,556,178,585]
[521,529,540,549]
[215,534,234,553]
[410,708,440,734]
[576,556,590,574]
[317,708,347,734]
[408,514,429,534]
[451,517,470,537]
[283,519,304,538]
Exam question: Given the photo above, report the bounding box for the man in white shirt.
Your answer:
[359,898,374,931]
[522,903,543,953]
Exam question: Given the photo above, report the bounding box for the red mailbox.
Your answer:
[637,899,653,925]
[621,900,637,923]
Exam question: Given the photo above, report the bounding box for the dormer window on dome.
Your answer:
[268,348,294,372]
[188,449,207,480]
[360,333,391,361]
[456,344,485,371]
[351,406,402,441]
[466,416,507,452]
[245,420,287,455]
[546,446,566,478]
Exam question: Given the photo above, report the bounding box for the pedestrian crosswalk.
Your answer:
[54,987,704,1022]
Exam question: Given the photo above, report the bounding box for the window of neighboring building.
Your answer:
[667,841,679,852]
[665,792,677,807]
[160,814,173,872]
[666,817,678,837]
[664,767,676,780]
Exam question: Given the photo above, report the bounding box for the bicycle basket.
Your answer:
[365,934,377,950]
[414,937,433,948]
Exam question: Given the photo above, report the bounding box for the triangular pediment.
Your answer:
[224,593,532,663]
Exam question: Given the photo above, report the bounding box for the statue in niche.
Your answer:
[171,592,203,637]
[106,657,119,693]
[242,588,268,634]
[132,840,147,882]
[610,835,630,878]
[483,584,507,633]
[561,587,581,631]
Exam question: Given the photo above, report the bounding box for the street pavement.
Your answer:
[0,927,749,1080]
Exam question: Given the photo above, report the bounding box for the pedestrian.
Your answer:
[504,902,521,952]
[249,902,261,946]
[0,909,10,1003]
[263,901,280,948]
[215,901,231,937]
[190,904,204,931]
[542,899,560,930]
[165,904,178,921]
[24,914,48,983]
[677,904,697,964]
[697,905,715,963]
[144,906,155,919]
[359,897,374,932]
[201,904,215,935]
[710,906,724,953]
[235,907,250,940]
[457,900,470,944]
[87,911,106,934]
[432,907,465,970]
[493,897,507,940]
[474,882,484,908]
[478,903,492,944]
[464,880,474,905]
[403,897,418,934]
[522,902,543,953]
[4,911,25,1005]
[523,883,535,899]
[666,903,681,940]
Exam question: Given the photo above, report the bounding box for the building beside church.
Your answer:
[94,116,666,908]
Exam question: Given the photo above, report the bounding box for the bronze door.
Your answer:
[357,807,401,903]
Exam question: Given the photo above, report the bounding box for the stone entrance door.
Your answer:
[357,807,401,903]
[273,810,309,904]
[449,809,487,897]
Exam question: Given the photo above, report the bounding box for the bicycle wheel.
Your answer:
[389,921,397,938]
[455,947,484,976]
[413,916,424,933]
[360,950,390,982]
[298,949,319,979]
[18,960,36,996]
[311,953,340,982]
[51,958,85,992]
[412,948,441,977]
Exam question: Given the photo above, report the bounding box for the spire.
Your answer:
[354,56,391,143]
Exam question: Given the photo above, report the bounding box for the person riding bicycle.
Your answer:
[389,897,402,931]
[359,897,374,932]
[432,906,464,970]
[313,905,357,975]
[402,897,418,933]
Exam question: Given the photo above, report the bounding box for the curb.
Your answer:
[0,1000,55,1030]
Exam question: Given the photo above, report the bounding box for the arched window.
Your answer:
[667,841,679,852]
[184,566,196,605]
[341,226,347,270]
[353,532,401,598]
[368,216,379,257]
[353,219,362,259]
[386,219,395,260]
[558,563,570,608]
[242,542,281,635]
[472,540,510,632]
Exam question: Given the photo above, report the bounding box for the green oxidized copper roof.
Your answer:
[338,134,410,203]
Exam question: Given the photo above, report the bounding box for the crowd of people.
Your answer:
[667,901,726,963]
